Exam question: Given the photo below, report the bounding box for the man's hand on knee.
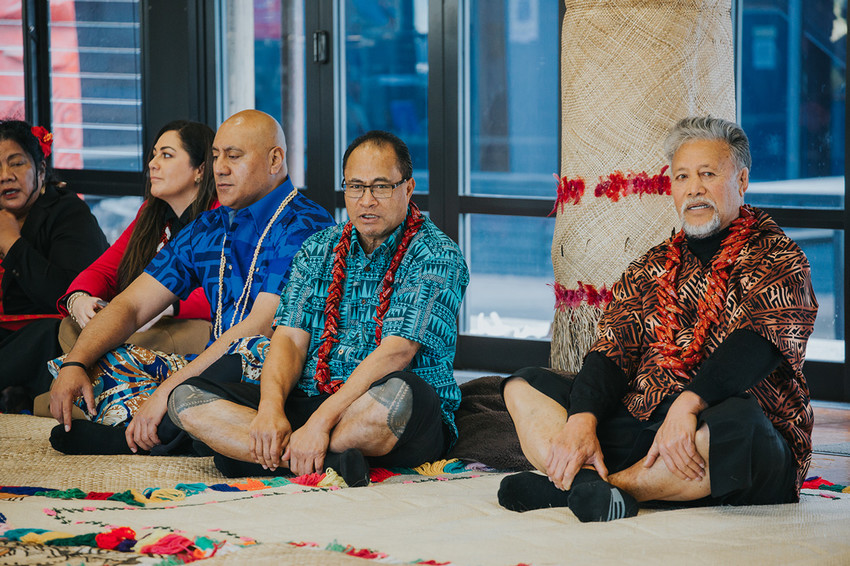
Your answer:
[288,419,332,476]
[125,389,167,453]
[644,391,708,480]
[546,412,608,490]
[249,409,292,471]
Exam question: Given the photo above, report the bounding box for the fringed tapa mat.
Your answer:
[4,417,850,566]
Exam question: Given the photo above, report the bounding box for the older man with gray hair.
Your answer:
[498,116,818,521]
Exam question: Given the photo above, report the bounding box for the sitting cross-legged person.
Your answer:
[48,110,333,456]
[0,120,108,412]
[166,131,469,486]
[32,120,219,421]
[498,116,818,522]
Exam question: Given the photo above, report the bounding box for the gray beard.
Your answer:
[682,212,722,239]
[679,198,722,239]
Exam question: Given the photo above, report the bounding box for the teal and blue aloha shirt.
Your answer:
[229,210,469,442]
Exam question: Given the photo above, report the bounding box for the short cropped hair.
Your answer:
[663,116,752,172]
[342,130,413,180]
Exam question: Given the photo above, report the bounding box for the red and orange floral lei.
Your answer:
[313,203,424,394]
[650,205,757,380]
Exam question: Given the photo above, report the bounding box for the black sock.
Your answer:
[323,449,370,487]
[49,420,146,455]
[213,453,291,478]
[498,471,569,512]
[213,449,370,485]
[497,469,601,512]
[568,479,639,522]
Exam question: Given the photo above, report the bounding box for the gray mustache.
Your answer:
[679,197,717,217]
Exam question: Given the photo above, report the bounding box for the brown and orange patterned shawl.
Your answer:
[590,207,818,492]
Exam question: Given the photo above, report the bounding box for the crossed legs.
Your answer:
[166,364,445,484]
[502,376,712,520]
[168,377,410,463]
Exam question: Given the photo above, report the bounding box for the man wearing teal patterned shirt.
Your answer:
[168,131,469,486]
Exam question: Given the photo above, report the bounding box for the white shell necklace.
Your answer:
[213,187,298,339]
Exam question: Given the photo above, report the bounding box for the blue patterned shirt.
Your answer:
[146,179,333,342]
[276,213,469,441]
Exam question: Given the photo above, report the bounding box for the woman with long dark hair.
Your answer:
[56,120,217,353]
[0,120,108,412]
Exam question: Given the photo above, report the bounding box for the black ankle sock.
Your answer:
[49,420,146,455]
[323,449,370,487]
[497,468,603,512]
[213,453,291,478]
[498,471,569,512]
[568,479,639,522]
[212,449,370,484]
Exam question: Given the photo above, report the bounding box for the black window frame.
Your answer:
[19,0,217,197]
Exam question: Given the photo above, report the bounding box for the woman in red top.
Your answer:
[28,121,218,418]
[58,120,217,349]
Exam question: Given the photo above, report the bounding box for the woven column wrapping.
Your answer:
[551,0,735,372]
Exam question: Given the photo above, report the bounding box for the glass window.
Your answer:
[740,0,846,361]
[783,227,845,362]
[255,0,308,187]
[460,0,560,339]
[85,194,144,244]
[253,0,283,122]
[341,0,429,191]
[740,0,846,208]
[462,214,555,338]
[463,0,559,198]
[49,0,143,171]
[221,0,306,186]
[0,2,25,119]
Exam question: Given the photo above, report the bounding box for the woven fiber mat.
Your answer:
[0,540,375,566]
[3,414,850,565]
[0,414,224,492]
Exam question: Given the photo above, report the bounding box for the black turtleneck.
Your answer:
[685,226,730,266]
[568,225,785,420]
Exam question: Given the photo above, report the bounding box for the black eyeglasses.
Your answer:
[341,178,408,199]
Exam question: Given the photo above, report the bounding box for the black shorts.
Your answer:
[506,367,798,505]
[183,355,449,469]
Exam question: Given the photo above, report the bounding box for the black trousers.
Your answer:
[507,366,798,505]
[0,318,62,409]
[169,354,448,471]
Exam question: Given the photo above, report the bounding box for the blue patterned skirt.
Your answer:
[48,345,189,426]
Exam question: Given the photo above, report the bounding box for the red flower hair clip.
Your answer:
[30,126,53,158]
